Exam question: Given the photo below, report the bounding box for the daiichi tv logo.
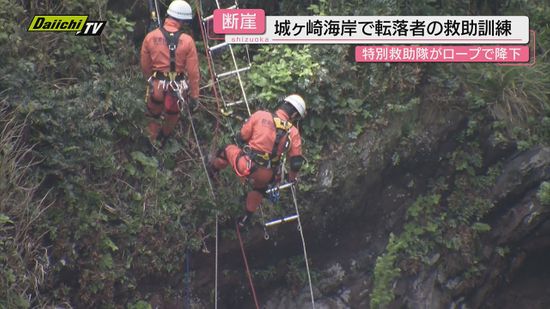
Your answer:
[28,15,106,36]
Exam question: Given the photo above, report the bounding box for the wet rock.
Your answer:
[263,287,318,309]
[314,289,352,309]
[318,263,346,294]
[392,147,550,309]
[492,147,550,203]
[319,163,334,189]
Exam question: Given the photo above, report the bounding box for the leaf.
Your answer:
[125,163,137,176]
[0,213,13,225]
[132,192,143,201]
[99,253,114,270]
[103,237,119,252]
[472,222,491,233]
[131,151,158,169]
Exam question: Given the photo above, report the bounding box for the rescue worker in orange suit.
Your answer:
[140,0,200,146]
[208,95,307,226]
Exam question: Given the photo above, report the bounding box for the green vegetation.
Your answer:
[539,182,550,206]
[370,147,500,307]
[370,233,402,308]
[367,0,550,306]
[1,1,215,306]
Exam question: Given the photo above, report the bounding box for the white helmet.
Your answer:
[167,0,193,20]
[284,94,306,118]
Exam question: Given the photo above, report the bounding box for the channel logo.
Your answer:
[27,15,106,36]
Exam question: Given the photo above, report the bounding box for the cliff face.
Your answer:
[208,85,550,309]
[395,147,550,309]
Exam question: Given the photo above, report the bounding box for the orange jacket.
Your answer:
[140,18,200,99]
[240,109,302,159]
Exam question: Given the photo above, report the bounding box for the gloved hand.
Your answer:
[188,97,199,113]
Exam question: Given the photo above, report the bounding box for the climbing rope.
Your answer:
[194,5,223,307]
[291,185,315,308]
[195,2,222,138]
[147,0,161,31]
[175,85,220,309]
[236,222,261,309]
[256,182,315,308]
[191,3,312,308]
[196,0,246,152]
[195,2,252,307]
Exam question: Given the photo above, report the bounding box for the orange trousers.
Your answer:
[212,144,274,213]
[146,79,183,141]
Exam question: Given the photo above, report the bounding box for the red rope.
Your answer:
[236,223,260,309]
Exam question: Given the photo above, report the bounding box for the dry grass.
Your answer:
[488,65,550,127]
[0,102,53,307]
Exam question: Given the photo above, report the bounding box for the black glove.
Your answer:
[188,97,199,113]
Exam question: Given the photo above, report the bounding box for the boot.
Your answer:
[157,131,169,149]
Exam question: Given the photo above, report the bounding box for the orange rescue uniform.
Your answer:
[140,18,200,139]
[212,109,303,213]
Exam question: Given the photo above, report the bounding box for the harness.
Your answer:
[151,71,186,81]
[247,114,293,169]
[146,27,189,106]
[159,27,183,82]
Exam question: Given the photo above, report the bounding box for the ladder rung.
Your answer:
[225,100,244,107]
[203,5,238,21]
[216,66,250,79]
[209,42,230,52]
[265,214,299,227]
[266,182,294,194]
